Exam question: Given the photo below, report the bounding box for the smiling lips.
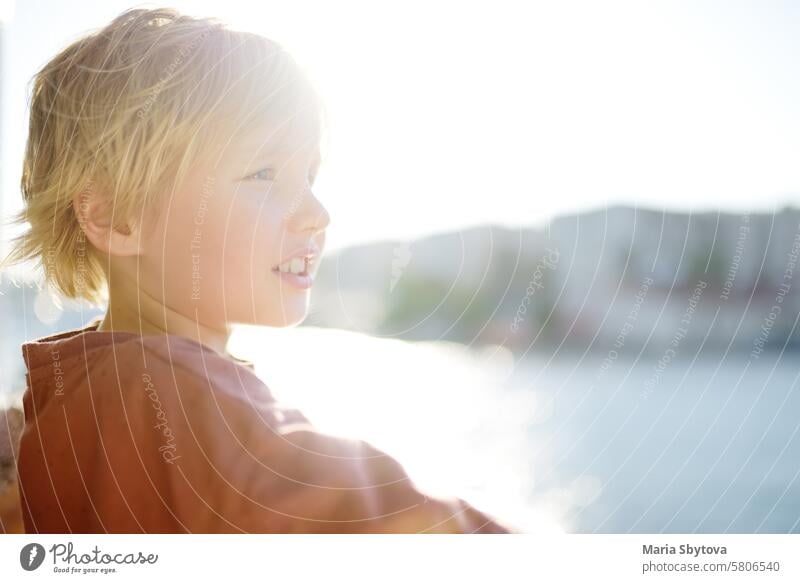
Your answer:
[271,245,321,289]
[272,245,320,278]
[272,261,315,289]
[274,256,309,276]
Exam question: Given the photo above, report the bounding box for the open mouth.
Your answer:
[272,256,310,277]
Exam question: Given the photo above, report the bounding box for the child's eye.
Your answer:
[244,168,275,181]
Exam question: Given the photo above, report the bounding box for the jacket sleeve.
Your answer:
[232,427,516,533]
[161,366,516,533]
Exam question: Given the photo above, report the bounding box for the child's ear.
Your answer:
[72,186,143,257]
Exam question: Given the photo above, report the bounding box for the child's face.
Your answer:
[140,125,329,329]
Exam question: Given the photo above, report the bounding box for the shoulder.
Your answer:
[90,332,273,406]
[62,333,295,468]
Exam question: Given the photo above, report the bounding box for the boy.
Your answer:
[3,7,513,533]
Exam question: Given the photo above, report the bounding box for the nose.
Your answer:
[290,185,330,236]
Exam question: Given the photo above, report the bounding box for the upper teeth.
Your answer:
[278,257,307,274]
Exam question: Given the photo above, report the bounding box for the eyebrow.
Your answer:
[248,147,321,166]
[245,131,320,154]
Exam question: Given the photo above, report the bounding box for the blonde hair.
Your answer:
[2,7,325,303]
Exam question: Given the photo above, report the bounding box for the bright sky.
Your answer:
[2,0,799,253]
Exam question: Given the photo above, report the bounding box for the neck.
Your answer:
[98,272,230,356]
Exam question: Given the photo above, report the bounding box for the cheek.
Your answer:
[219,196,286,282]
[151,182,288,307]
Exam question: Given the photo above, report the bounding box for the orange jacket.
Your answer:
[17,321,514,533]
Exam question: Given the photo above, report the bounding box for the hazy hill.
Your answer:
[307,206,800,355]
